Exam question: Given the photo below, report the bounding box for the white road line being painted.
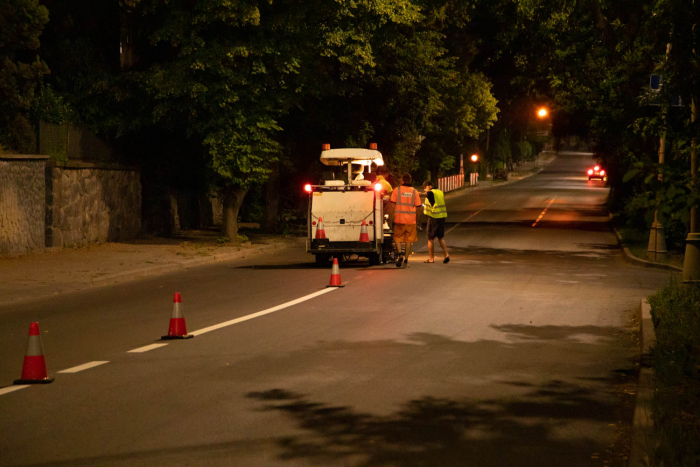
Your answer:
[0,385,30,396]
[128,343,169,353]
[532,197,556,227]
[446,198,506,235]
[190,287,338,337]
[58,361,109,374]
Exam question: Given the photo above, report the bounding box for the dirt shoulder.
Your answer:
[0,227,302,306]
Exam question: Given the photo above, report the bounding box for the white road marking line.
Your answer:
[190,287,338,337]
[58,361,109,374]
[446,198,506,235]
[531,197,556,227]
[128,343,169,353]
[0,385,30,396]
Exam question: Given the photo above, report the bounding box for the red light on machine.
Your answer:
[600,170,605,175]
[304,184,312,193]
[588,169,594,175]
[594,165,600,171]
[369,143,377,150]
[322,143,330,151]
[312,221,317,226]
[374,183,382,191]
[368,220,373,225]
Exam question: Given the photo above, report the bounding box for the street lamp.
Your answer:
[470,154,479,163]
[537,107,548,118]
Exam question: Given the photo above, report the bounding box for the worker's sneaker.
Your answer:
[396,254,404,268]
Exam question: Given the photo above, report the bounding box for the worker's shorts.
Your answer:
[394,223,417,243]
[426,217,446,240]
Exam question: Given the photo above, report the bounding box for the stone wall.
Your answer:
[0,156,48,256]
[46,163,142,248]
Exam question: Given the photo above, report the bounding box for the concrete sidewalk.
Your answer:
[0,228,301,306]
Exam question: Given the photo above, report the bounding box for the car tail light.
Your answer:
[304,184,312,193]
[600,170,605,175]
[374,183,382,191]
[594,165,600,171]
[588,169,593,175]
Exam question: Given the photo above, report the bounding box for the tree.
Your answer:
[0,0,49,152]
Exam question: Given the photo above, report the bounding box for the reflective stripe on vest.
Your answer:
[423,189,447,218]
[394,186,418,224]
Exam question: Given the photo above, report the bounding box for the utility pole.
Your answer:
[647,43,671,261]
[683,97,700,282]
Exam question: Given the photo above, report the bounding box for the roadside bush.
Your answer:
[664,214,688,251]
[622,192,653,231]
[3,115,36,153]
[648,279,700,466]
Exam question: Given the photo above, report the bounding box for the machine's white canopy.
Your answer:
[320,148,384,167]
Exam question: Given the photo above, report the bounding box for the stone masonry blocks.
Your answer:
[47,168,141,248]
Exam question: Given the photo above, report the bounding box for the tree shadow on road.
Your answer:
[246,377,632,467]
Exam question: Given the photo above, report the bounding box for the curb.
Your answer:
[629,299,655,466]
[612,228,683,272]
[90,242,292,286]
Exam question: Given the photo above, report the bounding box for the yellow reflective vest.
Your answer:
[423,189,447,218]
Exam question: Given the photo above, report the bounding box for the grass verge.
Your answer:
[617,227,684,269]
[647,279,700,466]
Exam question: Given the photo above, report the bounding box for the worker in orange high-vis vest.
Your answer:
[390,173,422,268]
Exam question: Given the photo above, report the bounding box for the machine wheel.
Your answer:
[315,254,330,266]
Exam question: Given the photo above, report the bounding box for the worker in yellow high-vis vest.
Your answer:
[422,180,450,263]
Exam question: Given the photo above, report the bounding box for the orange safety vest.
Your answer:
[392,186,420,224]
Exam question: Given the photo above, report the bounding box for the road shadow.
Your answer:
[16,328,636,467]
[245,377,631,466]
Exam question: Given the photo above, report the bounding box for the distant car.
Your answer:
[588,166,607,181]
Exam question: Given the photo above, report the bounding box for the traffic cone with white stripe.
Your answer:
[14,322,54,384]
[327,258,344,287]
[359,220,370,243]
[315,217,327,240]
[162,293,193,340]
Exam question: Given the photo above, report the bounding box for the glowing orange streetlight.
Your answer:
[537,107,548,118]
[470,154,479,162]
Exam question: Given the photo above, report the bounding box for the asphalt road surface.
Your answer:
[0,151,673,466]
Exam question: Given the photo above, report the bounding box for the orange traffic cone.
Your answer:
[359,220,370,242]
[162,293,194,340]
[327,258,344,287]
[14,322,54,384]
[315,217,327,240]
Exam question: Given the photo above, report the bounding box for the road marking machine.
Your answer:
[305,144,396,265]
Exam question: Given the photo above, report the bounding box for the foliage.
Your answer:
[30,84,73,124]
[488,130,512,170]
[0,0,49,152]
[622,192,653,231]
[648,279,700,466]
[513,140,532,162]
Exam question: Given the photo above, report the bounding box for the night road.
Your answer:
[0,152,673,466]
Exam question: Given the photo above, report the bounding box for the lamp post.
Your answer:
[683,97,700,282]
[535,106,551,166]
[647,44,672,262]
